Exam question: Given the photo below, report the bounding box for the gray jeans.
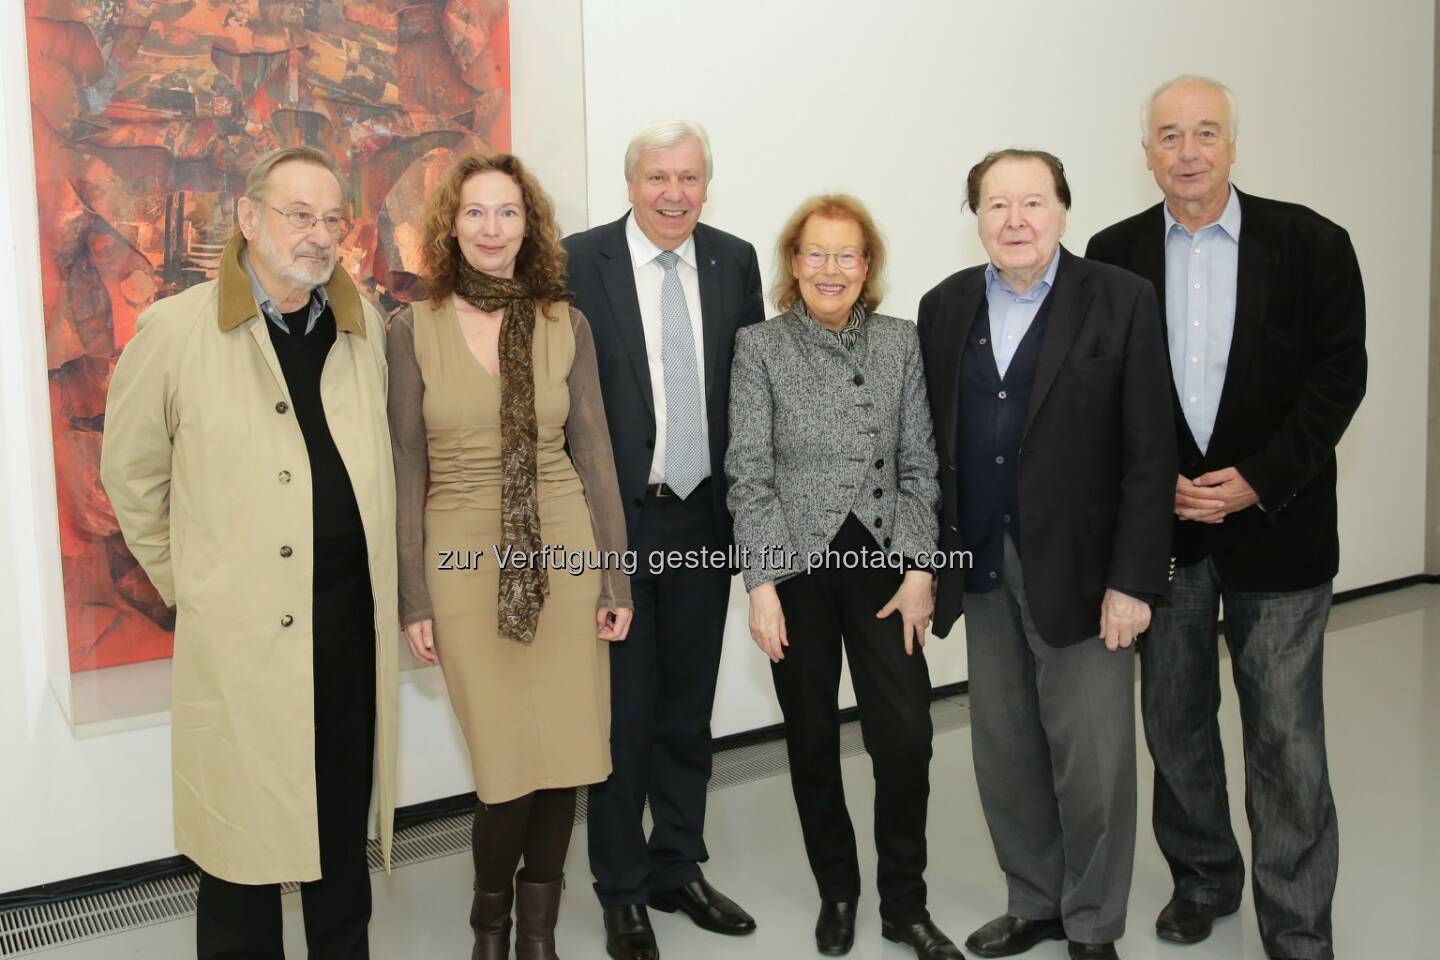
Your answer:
[964,534,1137,944]
[1142,557,1337,960]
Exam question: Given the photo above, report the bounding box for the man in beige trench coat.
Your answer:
[101,146,398,959]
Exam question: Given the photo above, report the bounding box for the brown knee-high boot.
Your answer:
[513,871,562,960]
[469,882,513,960]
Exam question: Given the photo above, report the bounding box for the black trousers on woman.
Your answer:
[771,514,934,925]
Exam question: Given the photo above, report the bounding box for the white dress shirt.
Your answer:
[625,213,710,485]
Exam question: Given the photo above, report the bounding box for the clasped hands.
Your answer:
[748,570,933,663]
[1175,466,1259,523]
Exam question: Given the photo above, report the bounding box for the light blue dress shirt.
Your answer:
[243,250,330,335]
[984,249,1060,378]
[1164,186,1241,453]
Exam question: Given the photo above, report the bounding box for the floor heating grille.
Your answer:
[0,696,968,957]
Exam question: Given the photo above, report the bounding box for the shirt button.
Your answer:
[280,614,294,627]
[1190,356,1199,364]
[873,488,883,498]
[853,373,865,386]
[997,390,1007,400]
[1003,514,1012,523]
[995,455,1005,465]
[883,537,892,548]
[978,337,988,345]
[1192,282,1201,289]
[1193,247,1202,255]
[278,470,291,484]
[1189,396,1198,403]
[279,545,293,558]
[989,571,998,580]
[874,518,883,528]
[874,459,885,468]
[1193,320,1201,327]
[275,401,289,414]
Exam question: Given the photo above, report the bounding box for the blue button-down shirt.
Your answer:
[984,249,1060,378]
[1164,186,1241,453]
[243,250,330,335]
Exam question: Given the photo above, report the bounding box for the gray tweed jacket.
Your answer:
[726,308,940,590]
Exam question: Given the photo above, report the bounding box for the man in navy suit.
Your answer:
[1087,75,1366,960]
[564,120,764,960]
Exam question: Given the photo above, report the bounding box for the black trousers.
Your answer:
[196,545,377,960]
[1143,558,1337,960]
[587,483,730,906]
[772,516,934,925]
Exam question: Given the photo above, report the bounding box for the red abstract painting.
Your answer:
[25,0,511,671]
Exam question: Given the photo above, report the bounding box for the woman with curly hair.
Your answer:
[387,153,633,960]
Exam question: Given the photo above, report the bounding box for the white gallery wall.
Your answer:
[0,0,1432,894]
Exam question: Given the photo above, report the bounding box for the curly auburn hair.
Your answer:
[422,153,571,308]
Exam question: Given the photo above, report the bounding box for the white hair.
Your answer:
[1140,74,1238,145]
[624,119,713,183]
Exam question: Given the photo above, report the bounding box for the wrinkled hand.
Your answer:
[403,619,439,665]
[1099,589,1151,651]
[877,571,934,655]
[1175,475,1225,523]
[597,607,633,642]
[749,582,788,663]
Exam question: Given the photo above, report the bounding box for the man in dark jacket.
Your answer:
[1087,75,1366,960]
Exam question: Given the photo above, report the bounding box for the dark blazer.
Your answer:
[1085,189,1367,591]
[917,247,1177,645]
[564,213,765,543]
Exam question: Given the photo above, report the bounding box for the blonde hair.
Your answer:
[771,194,888,314]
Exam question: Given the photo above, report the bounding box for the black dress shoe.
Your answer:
[815,900,857,956]
[964,914,1065,957]
[603,904,659,960]
[881,918,967,960]
[649,879,756,935]
[1067,942,1118,959]
[1156,897,1229,944]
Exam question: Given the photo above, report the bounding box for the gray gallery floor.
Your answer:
[16,584,1440,959]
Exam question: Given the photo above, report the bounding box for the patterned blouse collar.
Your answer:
[794,299,867,350]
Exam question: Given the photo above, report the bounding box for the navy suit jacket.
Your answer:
[564,213,764,544]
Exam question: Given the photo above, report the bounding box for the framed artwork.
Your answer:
[25,0,510,671]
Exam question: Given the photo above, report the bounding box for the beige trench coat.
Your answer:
[101,235,399,884]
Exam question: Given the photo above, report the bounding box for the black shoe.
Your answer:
[603,904,659,960]
[1156,897,1230,945]
[881,918,967,960]
[815,900,857,956]
[649,879,756,935]
[1067,943,1118,960]
[964,914,1065,957]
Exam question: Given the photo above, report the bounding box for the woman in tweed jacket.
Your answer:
[726,195,957,960]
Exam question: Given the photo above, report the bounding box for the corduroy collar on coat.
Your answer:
[216,233,367,337]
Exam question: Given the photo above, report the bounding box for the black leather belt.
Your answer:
[646,477,712,499]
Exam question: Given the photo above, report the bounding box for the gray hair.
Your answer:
[244,146,350,203]
[1140,74,1239,145]
[624,120,713,183]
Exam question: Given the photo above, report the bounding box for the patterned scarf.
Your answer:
[796,299,867,350]
[453,260,548,644]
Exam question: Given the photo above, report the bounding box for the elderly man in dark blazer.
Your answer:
[728,194,960,960]
[563,119,764,960]
[1086,76,1366,960]
[918,149,1176,960]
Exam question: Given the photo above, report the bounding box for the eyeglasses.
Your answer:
[269,205,352,238]
[798,249,865,270]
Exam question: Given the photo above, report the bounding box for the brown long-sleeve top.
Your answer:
[386,300,632,626]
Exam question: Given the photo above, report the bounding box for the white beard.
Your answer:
[252,225,336,289]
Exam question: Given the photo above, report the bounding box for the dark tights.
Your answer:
[471,787,578,892]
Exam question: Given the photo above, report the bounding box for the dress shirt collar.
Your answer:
[1164,184,1242,241]
[984,246,1060,301]
[242,249,330,333]
[626,211,697,271]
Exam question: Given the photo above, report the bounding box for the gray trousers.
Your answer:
[963,535,1137,944]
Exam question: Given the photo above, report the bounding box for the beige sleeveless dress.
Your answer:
[387,297,631,803]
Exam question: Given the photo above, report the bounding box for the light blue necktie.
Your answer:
[655,250,706,498]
